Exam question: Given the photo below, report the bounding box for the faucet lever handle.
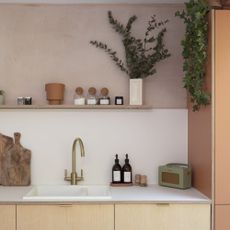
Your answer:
[80,169,84,178]
[65,169,68,177]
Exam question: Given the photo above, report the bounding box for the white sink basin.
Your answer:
[23,185,112,201]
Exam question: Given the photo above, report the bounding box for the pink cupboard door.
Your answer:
[215,10,230,204]
[215,205,230,230]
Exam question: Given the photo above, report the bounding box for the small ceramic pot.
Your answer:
[0,91,5,105]
[45,83,65,105]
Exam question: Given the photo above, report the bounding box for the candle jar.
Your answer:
[115,96,124,105]
[24,97,32,105]
[87,87,97,105]
[99,88,110,105]
[74,87,85,105]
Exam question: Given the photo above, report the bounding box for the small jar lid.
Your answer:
[101,87,109,97]
[75,87,84,95]
[88,87,97,96]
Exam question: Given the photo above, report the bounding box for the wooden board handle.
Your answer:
[14,132,21,145]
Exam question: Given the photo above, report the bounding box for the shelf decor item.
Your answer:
[115,96,124,105]
[175,0,211,111]
[99,87,110,105]
[87,87,98,105]
[221,0,230,8]
[0,90,5,105]
[74,87,86,105]
[90,11,170,105]
[129,79,143,105]
[45,83,65,105]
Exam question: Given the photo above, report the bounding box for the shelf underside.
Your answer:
[0,105,153,110]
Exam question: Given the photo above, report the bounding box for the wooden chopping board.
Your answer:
[0,133,13,184]
[1,133,31,186]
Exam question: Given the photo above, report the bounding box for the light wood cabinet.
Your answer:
[0,205,16,230]
[115,204,210,230]
[15,203,211,230]
[17,204,114,230]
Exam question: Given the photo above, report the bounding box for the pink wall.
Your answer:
[0,4,186,107]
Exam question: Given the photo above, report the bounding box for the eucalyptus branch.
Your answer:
[90,41,129,74]
[90,11,170,79]
[108,11,128,37]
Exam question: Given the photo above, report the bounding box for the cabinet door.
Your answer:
[215,205,230,230]
[115,204,210,230]
[215,10,230,204]
[0,205,16,230]
[17,204,114,230]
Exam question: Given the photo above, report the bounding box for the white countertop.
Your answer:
[0,184,210,204]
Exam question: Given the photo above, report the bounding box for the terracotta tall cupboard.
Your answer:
[188,9,230,230]
[214,10,230,230]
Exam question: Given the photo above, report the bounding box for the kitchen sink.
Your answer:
[23,185,112,201]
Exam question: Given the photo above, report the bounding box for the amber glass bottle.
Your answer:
[112,154,122,183]
[122,154,132,183]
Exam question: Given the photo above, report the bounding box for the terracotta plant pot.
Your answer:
[45,83,65,105]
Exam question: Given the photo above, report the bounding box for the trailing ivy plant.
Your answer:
[175,0,211,111]
[90,11,170,79]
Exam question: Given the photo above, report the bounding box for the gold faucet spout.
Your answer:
[64,137,85,185]
[72,138,85,173]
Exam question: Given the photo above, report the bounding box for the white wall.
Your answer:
[0,109,187,185]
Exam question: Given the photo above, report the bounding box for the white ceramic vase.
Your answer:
[129,79,143,105]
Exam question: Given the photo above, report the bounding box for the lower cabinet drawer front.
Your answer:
[0,205,15,230]
[17,204,114,230]
[215,205,230,230]
[115,204,210,230]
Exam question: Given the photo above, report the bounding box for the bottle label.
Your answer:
[99,98,110,105]
[113,171,121,182]
[124,172,131,183]
[87,98,97,105]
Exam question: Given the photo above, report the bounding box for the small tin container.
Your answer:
[17,97,24,105]
[115,96,124,105]
[24,97,32,105]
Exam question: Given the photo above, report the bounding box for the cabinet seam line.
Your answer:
[114,205,115,230]
[15,205,17,230]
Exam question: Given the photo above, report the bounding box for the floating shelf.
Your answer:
[0,105,153,110]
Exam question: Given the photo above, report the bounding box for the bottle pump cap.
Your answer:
[125,154,129,164]
[115,154,119,163]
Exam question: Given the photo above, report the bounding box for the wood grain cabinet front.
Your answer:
[0,205,16,230]
[115,204,210,230]
[17,204,114,230]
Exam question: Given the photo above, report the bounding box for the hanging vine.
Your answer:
[176,0,211,111]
